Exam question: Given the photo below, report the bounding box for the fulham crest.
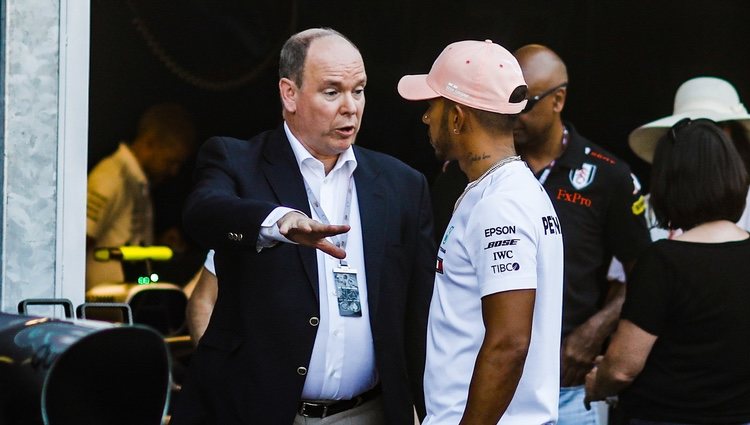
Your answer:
[569,163,597,190]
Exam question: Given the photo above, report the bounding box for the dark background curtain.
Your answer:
[89,0,750,237]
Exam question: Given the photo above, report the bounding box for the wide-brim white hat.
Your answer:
[629,76,750,163]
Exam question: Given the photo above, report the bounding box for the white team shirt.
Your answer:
[424,160,563,425]
[86,143,154,288]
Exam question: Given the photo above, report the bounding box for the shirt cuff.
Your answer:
[203,249,216,275]
[257,207,303,252]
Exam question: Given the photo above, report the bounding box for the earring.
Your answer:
[423,114,428,120]
[453,128,459,134]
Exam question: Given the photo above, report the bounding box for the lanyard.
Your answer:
[537,126,569,185]
[303,177,354,266]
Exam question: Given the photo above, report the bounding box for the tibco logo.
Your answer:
[491,262,520,274]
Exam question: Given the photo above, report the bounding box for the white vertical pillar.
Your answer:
[0,0,89,313]
[55,0,90,310]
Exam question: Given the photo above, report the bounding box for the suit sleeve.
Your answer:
[405,173,436,420]
[183,137,278,251]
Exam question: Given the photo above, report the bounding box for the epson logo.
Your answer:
[484,239,520,250]
[491,262,520,273]
[484,226,516,237]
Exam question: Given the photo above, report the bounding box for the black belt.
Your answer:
[297,384,381,418]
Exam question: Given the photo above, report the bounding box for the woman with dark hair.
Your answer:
[584,118,750,425]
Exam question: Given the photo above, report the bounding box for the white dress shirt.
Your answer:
[262,123,377,400]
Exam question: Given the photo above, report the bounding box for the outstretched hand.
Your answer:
[278,211,350,259]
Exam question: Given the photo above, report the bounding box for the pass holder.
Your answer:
[303,177,361,317]
[333,261,361,317]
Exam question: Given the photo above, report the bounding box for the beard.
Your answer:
[429,106,456,161]
[430,119,454,161]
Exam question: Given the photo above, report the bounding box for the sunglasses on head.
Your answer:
[668,118,719,144]
[521,82,568,114]
[668,118,692,144]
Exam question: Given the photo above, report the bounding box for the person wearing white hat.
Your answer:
[586,118,750,424]
[607,75,750,318]
[629,76,750,232]
[399,40,564,424]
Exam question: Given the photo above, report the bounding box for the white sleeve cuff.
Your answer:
[203,249,216,275]
[257,207,303,252]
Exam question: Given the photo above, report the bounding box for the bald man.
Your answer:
[512,44,650,424]
[430,45,651,424]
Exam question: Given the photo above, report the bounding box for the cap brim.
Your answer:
[397,74,440,101]
[629,109,750,163]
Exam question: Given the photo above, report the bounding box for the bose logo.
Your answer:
[491,263,520,273]
[484,226,516,237]
[484,239,520,249]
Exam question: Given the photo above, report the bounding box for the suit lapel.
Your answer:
[353,148,386,320]
[260,127,319,299]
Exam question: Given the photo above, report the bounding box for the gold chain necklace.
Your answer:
[453,155,522,213]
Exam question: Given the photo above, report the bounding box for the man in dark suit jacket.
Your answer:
[172,28,435,425]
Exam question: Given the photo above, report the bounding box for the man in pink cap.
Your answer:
[398,40,564,424]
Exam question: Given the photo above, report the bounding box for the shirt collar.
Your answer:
[555,123,588,169]
[283,121,357,178]
[117,142,148,184]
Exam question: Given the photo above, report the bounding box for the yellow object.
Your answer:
[93,246,173,262]
[631,196,646,216]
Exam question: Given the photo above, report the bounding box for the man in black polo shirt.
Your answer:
[431,44,651,424]
[514,44,650,424]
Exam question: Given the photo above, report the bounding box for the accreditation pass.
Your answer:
[333,265,361,317]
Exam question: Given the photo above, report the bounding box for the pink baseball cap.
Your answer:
[398,39,528,114]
